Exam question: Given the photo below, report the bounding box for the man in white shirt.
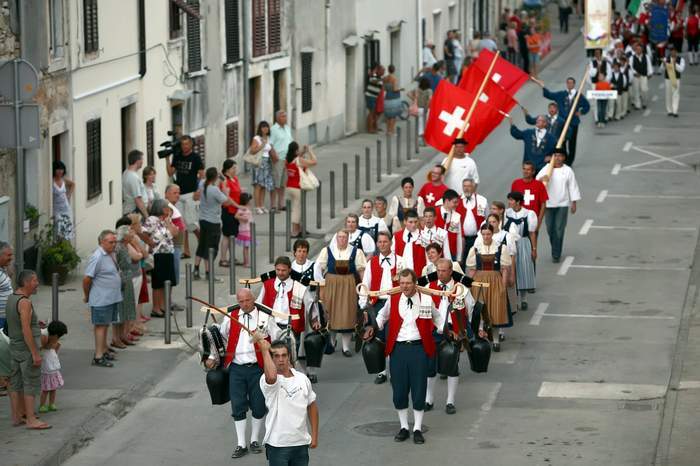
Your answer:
[418,207,447,252]
[422,42,437,68]
[121,150,148,218]
[442,138,480,193]
[536,149,581,262]
[457,178,488,265]
[358,199,389,244]
[258,337,319,465]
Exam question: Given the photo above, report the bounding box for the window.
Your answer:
[193,134,206,162]
[83,0,99,54]
[301,52,312,113]
[267,0,281,54]
[86,119,102,200]
[226,121,239,158]
[252,0,266,58]
[49,0,65,59]
[146,119,154,166]
[186,0,202,72]
[224,0,241,63]
[169,1,183,39]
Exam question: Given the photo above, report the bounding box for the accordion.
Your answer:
[200,325,230,405]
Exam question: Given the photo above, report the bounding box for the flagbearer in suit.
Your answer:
[364,269,441,444]
[508,115,555,171]
[663,45,686,117]
[523,102,570,142]
[360,231,403,384]
[205,288,281,459]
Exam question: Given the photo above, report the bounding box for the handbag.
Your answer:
[299,166,320,191]
[242,149,262,167]
[408,99,419,117]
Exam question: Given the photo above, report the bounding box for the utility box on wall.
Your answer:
[0,196,9,242]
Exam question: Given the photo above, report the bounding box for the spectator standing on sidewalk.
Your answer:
[52,161,75,241]
[251,121,275,214]
[165,185,186,289]
[142,200,178,316]
[559,0,572,33]
[142,166,161,211]
[286,142,317,238]
[219,159,241,268]
[383,65,403,135]
[0,242,12,397]
[115,225,145,346]
[411,78,433,141]
[506,22,519,64]
[7,270,50,429]
[365,64,383,134]
[83,230,122,367]
[122,150,148,219]
[526,26,543,79]
[258,337,319,465]
[422,42,437,68]
[167,135,204,259]
[270,111,293,213]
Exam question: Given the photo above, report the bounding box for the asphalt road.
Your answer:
[63,41,700,466]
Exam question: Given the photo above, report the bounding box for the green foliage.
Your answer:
[35,221,81,271]
[25,204,40,223]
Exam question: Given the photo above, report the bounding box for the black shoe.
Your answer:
[308,374,318,384]
[643,105,647,109]
[92,356,113,368]
[394,428,410,442]
[552,257,561,263]
[520,302,528,311]
[413,430,425,444]
[439,374,447,380]
[342,350,352,358]
[193,269,201,280]
[231,446,248,458]
[499,333,505,342]
[493,342,501,352]
[668,112,673,116]
[249,442,263,454]
[445,403,457,415]
[374,373,387,384]
[424,402,434,412]
[673,113,679,118]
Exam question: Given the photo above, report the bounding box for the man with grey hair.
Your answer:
[508,114,555,172]
[165,184,186,287]
[83,230,122,367]
[269,110,293,212]
[457,178,488,266]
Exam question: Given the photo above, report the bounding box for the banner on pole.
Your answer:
[584,0,612,49]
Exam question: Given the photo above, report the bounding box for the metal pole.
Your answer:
[342,163,348,209]
[376,140,382,183]
[208,247,216,306]
[51,273,59,322]
[164,280,172,344]
[354,154,360,200]
[414,115,420,154]
[406,119,412,160]
[269,209,275,264]
[228,237,236,296]
[365,148,371,191]
[396,126,402,168]
[301,191,307,235]
[316,181,322,230]
[386,132,392,175]
[13,60,25,275]
[250,223,257,277]
[186,263,193,328]
[330,171,336,219]
[285,200,291,251]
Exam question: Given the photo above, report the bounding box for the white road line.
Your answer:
[607,193,700,200]
[557,256,574,276]
[544,313,675,320]
[652,95,659,101]
[622,167,695,173]
[643,109,651,117]
[626,147,697,169]
[570,264,688,272]
[611,163,621,175]
[678,381,700,390]
[529,302,549,326]
[596,190,608,203]
[538,382,666,401]
[579,219,594,235]
[623,141,632,152]
[467,382,502,439]
[589,225,696,232]
[633,124,642,133]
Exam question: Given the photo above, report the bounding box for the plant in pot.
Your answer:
[24,203,40,231]
[36,220,81,285]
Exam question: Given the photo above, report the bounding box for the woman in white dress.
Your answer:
[52,161,75,240]
[250,121,276,214]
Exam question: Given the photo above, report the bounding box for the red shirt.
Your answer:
[511,178,548,216]
[221,176,241,214]
[418,182,448,208]
[286,160,301,189]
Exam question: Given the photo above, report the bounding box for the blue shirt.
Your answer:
[85,247,123,307]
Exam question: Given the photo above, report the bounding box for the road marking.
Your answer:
[587,224,696,232]
[633,124,642,133]
[596,190,608,203]
[537,382,666,401]
[467,382,502,439]
[543,312,674,320]
[678,381,700,390]
[652,95,659,101]
[529,302,549,326]
[491,349,518,364]
[623,141,632,152]
[579,219,594,235]
[570,264,688,272]
[625,146,698,169]
[557,256,574,275]
[607,193,700,200]
[643,109,651,117]
[622,167,695,173]
[611,163,621,175]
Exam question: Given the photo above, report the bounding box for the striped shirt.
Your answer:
[0,268,12,319]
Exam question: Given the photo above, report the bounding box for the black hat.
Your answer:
[507,191,524,203]
[550,147,567,158]
[453,138,467,145]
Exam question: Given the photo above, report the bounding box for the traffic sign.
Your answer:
[0,59,39,103]
[0,104,40,149]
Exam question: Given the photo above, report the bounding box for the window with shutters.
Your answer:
[83,0,99,54]
[226,121,239,158]
[169,1,183,39]
[224,0,241,64]
[301,52,312,113]
[186,0,202,72]
[86,119,102,200]
[193,134,206,163]
[252,0,266,58]
[146,119,155,166]
[267,0,281,54]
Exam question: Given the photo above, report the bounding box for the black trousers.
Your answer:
[566,125,579,166]
[390,342,429,410]
[229,363,267,420]
[461,235,478,269]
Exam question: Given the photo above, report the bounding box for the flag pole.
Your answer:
[543,67,588,187]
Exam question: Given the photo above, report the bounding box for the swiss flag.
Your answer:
[461,49,530,95]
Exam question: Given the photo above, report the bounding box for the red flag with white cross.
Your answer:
[465,49,530,95]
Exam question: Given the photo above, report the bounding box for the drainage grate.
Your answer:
[353,421,430,437]
[155,391,196,400]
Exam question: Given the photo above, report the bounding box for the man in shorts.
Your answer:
[270,111,293,212]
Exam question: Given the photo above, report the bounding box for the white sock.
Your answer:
[306,366,316,375]
[520,292,528,303]
[251,417,264,443]
[379,369,386,376]
[499,329,505,338]
[385,357,391,375]
[446,376,459,405]
[426,376,436,404]
[341,334,352,352]
[397,408,409,430]
[413,409,424,432]
[234,419,247,447]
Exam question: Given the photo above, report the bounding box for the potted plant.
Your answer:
[24,204,40,232]
[36,220,81,285]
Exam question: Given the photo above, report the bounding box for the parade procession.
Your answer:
[1,0,700,465]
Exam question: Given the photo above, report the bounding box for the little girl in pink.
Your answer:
[235,193,254,267]
[39,320,68,413]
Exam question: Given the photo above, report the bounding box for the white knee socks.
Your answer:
[397,408,409,430]
[446,376,459,405]
[426,376,436,404]
[251,417,264,443]
[413,409,424,432]
[234,419,247,447]
[341,333,352,352]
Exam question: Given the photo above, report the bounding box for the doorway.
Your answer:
[390,30,401,73]
[273,69,287,117]
[344,46,357,135]
[248,76,261,141]
[120,104,136,171]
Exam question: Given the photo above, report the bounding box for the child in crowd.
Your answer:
[39,320,68,413]
[594,71,612,127]
[234,192,253,267]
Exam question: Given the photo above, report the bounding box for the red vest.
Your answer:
[456,198,485,237]
[434,208,459,258]
[428,280,466,334]
[262,279,305,334]
[688,15,699,36]
[223,309,267,368]
[393,230,427,275]
[385,292,436,358]
[368,255,398,305]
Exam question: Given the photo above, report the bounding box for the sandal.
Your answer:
[234,260,245,266]
[150,310,165,318]
[26,421,52,430]
[181,253,191,259]
[219,260,230,268]
[104,352,117,361]
[92,356,114,368]
[123,337,136,346]
[111,342,127,349]
[130,329,144,337]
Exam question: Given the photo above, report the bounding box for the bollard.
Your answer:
[186,263,193,328]
[301,190,308,235]
[285,199,291,251]
[316,181,322,230]
[386,132,392,175]
[228,237,236,296]
[342,163,348,209]
[414,115,419,154]
[208,247,216,306]
[406,119,412,160]
[376,140,382,183]
[51,272,59,322]
[354,154,360,200]
[164,280,172,344]
[365,148,371,191]
[250,223,257,277]
[330,171,336,219]
[396,126,402,168]
[269,209,275,264]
